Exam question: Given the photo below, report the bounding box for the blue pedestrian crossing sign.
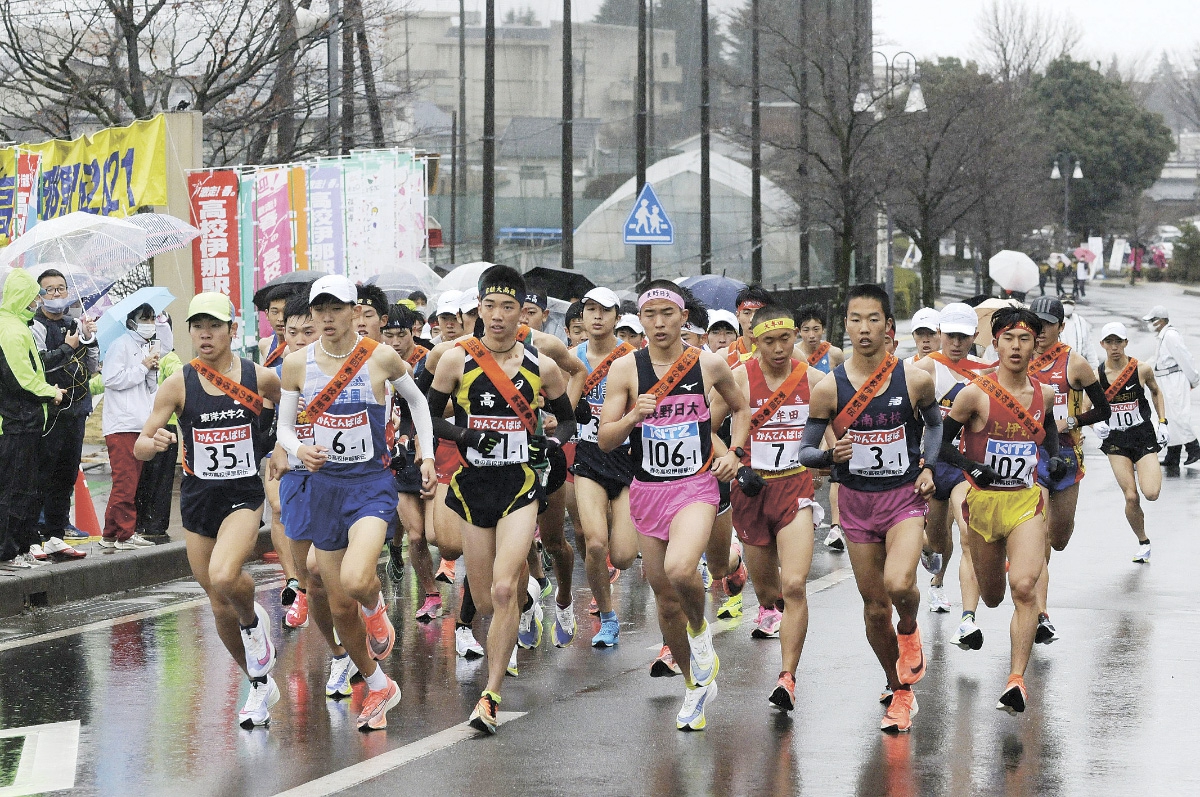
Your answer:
[624,183,673,245]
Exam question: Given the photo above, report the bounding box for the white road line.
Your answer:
[269,712,526,797]
[0,720,80,797]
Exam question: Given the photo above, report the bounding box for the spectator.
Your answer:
[1053,258,1066,297]
[407,290,428,312]
[1038,260,1050,296]
[135,315,182,540]
[0,270,65,568]
[31,268,98,554]
[1073,258,1089,299]
[101,302,161,550]
[1059,297,1100,369]
[1143,305,1200,467]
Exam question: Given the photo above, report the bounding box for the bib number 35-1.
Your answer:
[194,424,256,480]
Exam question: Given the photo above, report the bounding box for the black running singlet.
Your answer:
[831,362,923,492]
[179,359,264,482]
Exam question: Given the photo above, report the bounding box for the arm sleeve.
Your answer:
[1042,409,1061,458]
[798,417,834,469]
[919,402,943,468]
[426,387,467,443]
[938,417,975,470]
[1075,381,1110,427]
[414,364,435,394]
[391,373,435,459]
[276,389,301,457]
[544,392,577,444]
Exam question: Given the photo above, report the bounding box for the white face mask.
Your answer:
[136,323,156,339]
[1063,305,1074,317]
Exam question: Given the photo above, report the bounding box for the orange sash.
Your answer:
[582,342,634,397]
[975,375,1045,442]
[1104,358,1139,402]
[648,348,701,400]
[928,352,990,383]
[1028,342,1070,375]
[832,354,899,438]
[190,358,264,416]
[456,337,538,434]
[262,342,287,368]
[749,360,809,435]
[297,338,379,424]
[806,341,831,367]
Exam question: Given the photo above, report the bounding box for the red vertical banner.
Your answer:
[187,170,242,314]
[14,152,41,237]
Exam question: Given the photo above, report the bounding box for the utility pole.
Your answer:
[635,0,651,288]
[458,0,467,263]
[482,0,496,262]
[750,0,762,285]
[450,111,458,263]
[340,0,355,152]
[562,0,574,270]
[699,0,712,274]
[798,0,811,285]
[647,0,655,159]
[328,0,339,155]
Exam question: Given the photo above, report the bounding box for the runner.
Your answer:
[569,287,639,648]
[1097,322,1169,563]
[1026,296,1110,644]
[257,285,298,368]
[710,305,823,710]
[426,265,576,734]
[599,280,750,731]
[794,305,845,551]
[134,293,282,728]
[798,284,943,734]
[938,306,1065,714]
[565,301,587,346]
[706,311,740,354]
[616,314,646,348]
[275,274,436,732]
[906,308,941,363]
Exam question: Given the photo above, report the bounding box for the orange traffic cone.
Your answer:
[73,467,102,538]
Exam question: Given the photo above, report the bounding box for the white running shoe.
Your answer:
[823,525,845,551]
[115,533,155,550]
[240,602,277,678]
[688,621,719,686]
[676,680,718,731]
[506,645,519,677]
[928,584,951,613]
[238,676,280,729]
[697,556,712,589]
[517,577,544,649]
[455,625,485,658]
[954,616,984,650]
[1133,542,1151,563]
[552,599,576,647]
[29,544,47,561]
[326,654,358,698]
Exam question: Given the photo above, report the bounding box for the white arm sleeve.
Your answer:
[276,389,302,457]
[391,373,435,459]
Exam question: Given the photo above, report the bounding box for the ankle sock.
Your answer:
[363,665,388,692]
[461,578,477,625]
[600,610,617,622]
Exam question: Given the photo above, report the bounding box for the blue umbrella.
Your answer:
[677,275,748,313]
[97,286,174,360]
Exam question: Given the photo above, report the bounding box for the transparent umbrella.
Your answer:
[988,250,1040,294]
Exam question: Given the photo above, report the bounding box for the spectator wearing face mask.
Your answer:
[1058,297,1099,370]
[30,268,98,555]
[135,314,182,540]
[100,303,161,550]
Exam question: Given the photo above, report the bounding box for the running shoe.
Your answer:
[717,593,743,620]
[241,602,277,678]
[880,688,918,733]
[588,598,600,616]
[42,537,85,560]
[455,625,484,658]
[552,600,576,647]
[723,541,746,596]
[920,548,943,575]
[326,654,358,698]
[281,578,299,606]
[676,681,718,731]
[997,674,1027,715]
[697,555,712,590]
[469,691,501,734]
[879,684,894,706]
[1133,542,1151,563]
[362,594,396,661]
[592,616,619,647]
[607,556,621,583]
[28,544,46,561]
[538,577,553,599]
[517,577,543,649]
[435,558,456,583]
[650,645,681,677]
[1035,613,1059,645]
[769,671,796,711]
[385,545,404,581]
[823,524,845,551]
[540,541,553,573]
[928,584,951,613]
[98,537,117,549]
[238,676,280,729]
[954,616,984,650]
[0,554,35,569]
[115,533,155,550]
[751,606,782,639]
[506,646,519,677]
[415,593,442,622]
[61,524,90,540]
[688,621,719,686]
[284,591,309,629]
[357,676,401,731]
[895,627,926,685]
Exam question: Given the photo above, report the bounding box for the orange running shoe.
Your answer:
[469,690,501,734]
[435,558,456,584]
[997,674,1027,715]
[650,645,681,677]
[769,671,796,711]
[880,688,918,733]
[357,676,401,731]
[895,627,926,685]
[362,594,396,661]
[283,590,309,629]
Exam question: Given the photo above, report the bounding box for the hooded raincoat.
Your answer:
[0,270,59,435]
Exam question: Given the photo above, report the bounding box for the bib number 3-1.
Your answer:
[194,424,256,480]
[848,427,910,477]
[313,411,373,464]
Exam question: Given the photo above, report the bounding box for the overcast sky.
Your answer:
[416,0,1200,69]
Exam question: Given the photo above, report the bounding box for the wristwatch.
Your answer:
[1065,416,1078,430]
[732,447,747,458]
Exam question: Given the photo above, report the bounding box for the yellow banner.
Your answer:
[22,115,168,221]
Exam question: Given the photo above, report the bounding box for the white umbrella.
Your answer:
[433,261,493,298]
[988,250,1040,293]
[370,262,441,298]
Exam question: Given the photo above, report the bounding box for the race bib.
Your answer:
[848,426,910,477]
[467,415,528,466]
[579,401,602,443]
[313,411,373,464]
[641,421,703,478]
[750,403,808,471]
[1110,401,1143,431]
[1052,391,1068,422]
[193,424,256,480]
[984,439,1037,489]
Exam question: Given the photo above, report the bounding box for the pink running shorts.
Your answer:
[837,482,928,545]
[629,471,720,541]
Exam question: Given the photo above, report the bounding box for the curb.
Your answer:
[0,527,274,619]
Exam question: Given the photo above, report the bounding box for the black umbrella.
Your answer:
[252,270,328,311]
[522,266,596,301]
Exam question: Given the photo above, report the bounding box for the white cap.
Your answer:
[938,303,978,336]
[1100,322,1129,341]
[616,313,644,335]
[707,309,739,332]
[683,322,706,336]
[436,290,463,316]
[309,274,357,305]
[1142,305,1169,322]
[582,287,620,308]
[910,307,940,333]
[459,288,479,314]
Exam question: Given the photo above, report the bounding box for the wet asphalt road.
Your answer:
[1,281,1199,797]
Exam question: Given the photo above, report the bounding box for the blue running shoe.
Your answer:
[517,577,544,649]
[552,600,576,647]
[62,524,90,540]
[920,549,943,575]
[697,555,712,590]
[591,617,619,647]
[687,621,718,686]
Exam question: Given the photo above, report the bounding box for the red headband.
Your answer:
[737,300,765,313]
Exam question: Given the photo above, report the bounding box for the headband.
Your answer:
[481,284,519,300]
[683,322,706,336]
[738,300,766,313]
[996,321,1036,336]
[638,288,685,310]
[751,317,795,338]
[523,292,547,310]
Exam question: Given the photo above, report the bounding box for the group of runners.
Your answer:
[132,267,1176,738]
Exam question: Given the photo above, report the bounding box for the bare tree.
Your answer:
[1171,47,1200,132]
[975,0,1081,86]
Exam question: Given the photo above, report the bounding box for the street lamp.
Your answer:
[1051,154,1083,249]
[854,51,927,117]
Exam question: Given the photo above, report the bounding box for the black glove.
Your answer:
[736,465,766,497]
[528,434,558,467]
[1047,456,1068,483]
[574,399,593,426]
[464,428,504,456]
[966,463,1001,488]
